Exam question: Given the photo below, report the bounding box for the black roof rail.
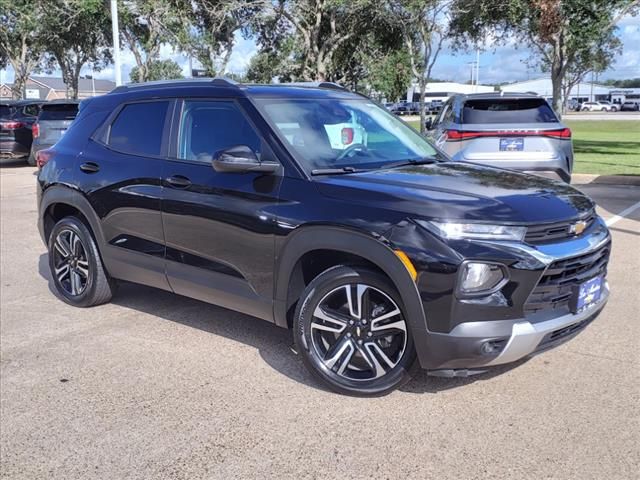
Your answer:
[285,81,347,91]
[110,76,243,94]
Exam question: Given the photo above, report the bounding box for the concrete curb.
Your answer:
[571,174,640,186]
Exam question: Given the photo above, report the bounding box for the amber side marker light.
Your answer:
[394,250,418,281]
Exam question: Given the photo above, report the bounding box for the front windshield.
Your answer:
[254,98,439,171]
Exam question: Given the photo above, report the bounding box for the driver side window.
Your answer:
[177,100,261,163]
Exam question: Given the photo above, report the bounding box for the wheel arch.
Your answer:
[273,226,427,335]
[39,185,105,250]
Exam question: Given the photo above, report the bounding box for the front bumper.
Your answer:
[420,284,608,372]
[406,217,611,371]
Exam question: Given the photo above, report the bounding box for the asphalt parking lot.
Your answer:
[1,163,639,479]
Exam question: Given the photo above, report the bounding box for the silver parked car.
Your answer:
[29,99,79,166]
[425,93,574,182]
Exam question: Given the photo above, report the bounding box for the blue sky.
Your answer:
[1,14,638,86]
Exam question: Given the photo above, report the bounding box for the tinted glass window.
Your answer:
[109,101,169,156]
[0,105,15,118]
[24,104,41,116]
[40,104,79,121]
[178,101,260,163]
[462,98,557,124]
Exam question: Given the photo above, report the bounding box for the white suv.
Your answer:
[580,101,618,112]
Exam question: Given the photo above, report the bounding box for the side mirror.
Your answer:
[424,117,433,130]
[212,145,279,174]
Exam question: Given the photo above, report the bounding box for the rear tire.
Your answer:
[48,216,115,307]
[293,265,417,396]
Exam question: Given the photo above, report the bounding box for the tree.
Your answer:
[129,59,184,83]
[450,0,640,117]
[367,49,413,102]
[171,0,259,76]
[560,33,622,111]
[387,0,450,132]
[120,0,182,83]
[256,0,384,82]
[42,0,112,99]
[0,0,47,99]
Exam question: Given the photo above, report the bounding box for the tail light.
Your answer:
[32,123,40,138]
[341,127,354,145]
[445,128,572,141]
[1,121,25,130]
[36,149,53,168]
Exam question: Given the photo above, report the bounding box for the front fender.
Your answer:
[272,226,428,337]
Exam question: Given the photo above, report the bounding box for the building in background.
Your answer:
[499,78,612,103]
[0,76,116,100]
[406,82,495,103]
[609,88,640,104]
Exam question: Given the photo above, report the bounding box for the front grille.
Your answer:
[534,309,600,352]
[525,212,596,244]
[524,241,610,314]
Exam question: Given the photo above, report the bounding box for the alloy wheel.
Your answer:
[52,229,90,296]
[310,283,408,381]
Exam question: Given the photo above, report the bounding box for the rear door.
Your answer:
[38,103,79,145]
[160,98,282,321]
[79,99,173,290]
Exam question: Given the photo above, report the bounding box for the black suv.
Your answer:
[37,79,611,395]
[1,99,44,162]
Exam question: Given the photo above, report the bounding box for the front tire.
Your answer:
[48,216,115,307]
[293,266,416,396]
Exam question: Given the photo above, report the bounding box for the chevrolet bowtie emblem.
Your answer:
[570,220,587,235]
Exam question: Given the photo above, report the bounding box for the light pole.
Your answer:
[110,0,122,86]
[475,49,480,90]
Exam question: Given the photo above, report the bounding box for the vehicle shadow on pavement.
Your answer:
[0,159,29,168]
[38,253,527,396]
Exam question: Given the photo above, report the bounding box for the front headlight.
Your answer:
[424,221,526,241]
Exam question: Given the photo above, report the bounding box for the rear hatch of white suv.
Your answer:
[442,96,574,182]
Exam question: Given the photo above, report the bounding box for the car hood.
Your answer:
[315,162,595,224]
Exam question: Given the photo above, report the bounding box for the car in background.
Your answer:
[1,100,45,161]
[391,101,420,116]
[429,99,444,114]
[566,99,581,111]
[29,100,80,166]
[426,92,574,183]
[620,100,639,111]
[580,101,617,112]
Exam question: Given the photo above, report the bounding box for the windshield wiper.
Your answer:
[311,166,362,176]
[381,157,440,170]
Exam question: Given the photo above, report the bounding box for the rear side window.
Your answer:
[0,105,15,118]
[24,104,41,116]
[108,101,169,156]
[462,98,557,124]
[40,104,78,121]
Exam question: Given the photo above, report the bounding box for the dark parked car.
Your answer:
[29,100,80,166]
[1,99,45,161]
[37,79,611,395]
[426,93,574,183]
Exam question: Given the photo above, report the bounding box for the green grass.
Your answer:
[565,121,640,176]
[405,119,640,176]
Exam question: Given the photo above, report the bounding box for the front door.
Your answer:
[161,99,282,321]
